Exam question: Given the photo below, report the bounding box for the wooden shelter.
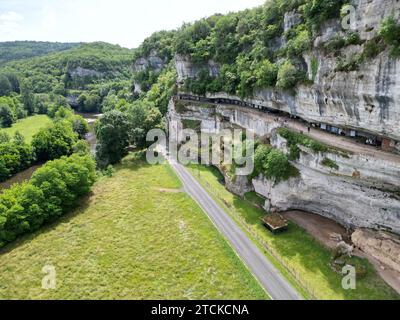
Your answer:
[261,214,288,234]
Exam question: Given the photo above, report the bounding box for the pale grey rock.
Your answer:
[69,67,103,78]
[175,54,220,84]
[133,50,166,73]
[283,11,302,33]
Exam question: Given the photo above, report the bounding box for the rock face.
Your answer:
[175,0,400,141]
[283,10,302,32]
[69,67,103,79]
[352,229,400,273]
[168,99,400,234]
[175,54,220,84]
[133,50,166,73]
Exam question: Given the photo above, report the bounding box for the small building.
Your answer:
[260,214,289,234]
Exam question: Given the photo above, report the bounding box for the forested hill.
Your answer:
[0,41,81,65]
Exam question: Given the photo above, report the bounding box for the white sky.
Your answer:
[0,0,266,48]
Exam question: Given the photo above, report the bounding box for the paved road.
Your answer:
[169,160,302,300]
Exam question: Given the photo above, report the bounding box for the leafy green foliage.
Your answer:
[95,110,130,166]
[32,121,78,161]
[321,157,339,170]
[0,136,33,182]
[303,0,346,31]
[0,153,96,247]
[0,75,12,96]
[278,127,329,158]
[249,143,298,183]
[277,60,303,89]
[379,16,400,58]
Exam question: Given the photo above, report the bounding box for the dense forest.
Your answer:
[0,41,80,65]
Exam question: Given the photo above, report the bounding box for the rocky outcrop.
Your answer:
[352,229,400,273]
[168,98,400,234]
[133,50,166,73]
[175,0,400,141]
[175,54,220,84]
[69,66,103,78]
[283,10,302,32]
[253,165,400,234]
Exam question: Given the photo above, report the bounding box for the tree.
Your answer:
[20,82,35,115]
[0,75,12,96]
[4,73,20,93]
[95,110,130,166]
[0,104,15,128]
[255,59,278,88]
[277,60,300,89]
[0,132,10,144]
[72,115,89,139]
[13,131,25,145]
[32,121,78,161]
[379,16,400,57]
[262,149,298,183]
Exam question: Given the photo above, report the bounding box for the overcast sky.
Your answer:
[0,0,266,48]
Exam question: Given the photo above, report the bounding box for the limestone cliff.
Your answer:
[168,99,400,234]
[173,0,400,142]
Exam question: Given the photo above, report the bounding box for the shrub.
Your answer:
[262,149,299,183]
[0,104,15,128]
[0,139,33,182]
[345,32,362,46]
[0,154,96,247]
[362,37,386,60]
[277,60,300,89]
[278,128,329,157]
[32,121,78,161]
[379,16,400,58]
[321,158,339,170]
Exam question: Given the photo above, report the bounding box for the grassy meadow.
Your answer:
[0,157,268,300]
[1,115,52,143]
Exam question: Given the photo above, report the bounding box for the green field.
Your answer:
[1,115,52,143]
[0,157,268,300]
[187,164,400,300]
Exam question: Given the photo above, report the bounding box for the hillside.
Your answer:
[0,41,81,65]
[0,42,133,93]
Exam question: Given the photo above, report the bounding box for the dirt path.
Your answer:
[282,210,352,249]
[246,105,400,163]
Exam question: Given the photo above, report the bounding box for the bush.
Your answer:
[379,16,400,58]
[95,110,130,166]
[277,60,301,89]
[0,154,96,247]
[321,157,339,170]
[32,121,78,161]
[0,104,15,128]
[249,143,298,183]
[0,138,33,182]
[262,149,299,183]
[278,128,329,157]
